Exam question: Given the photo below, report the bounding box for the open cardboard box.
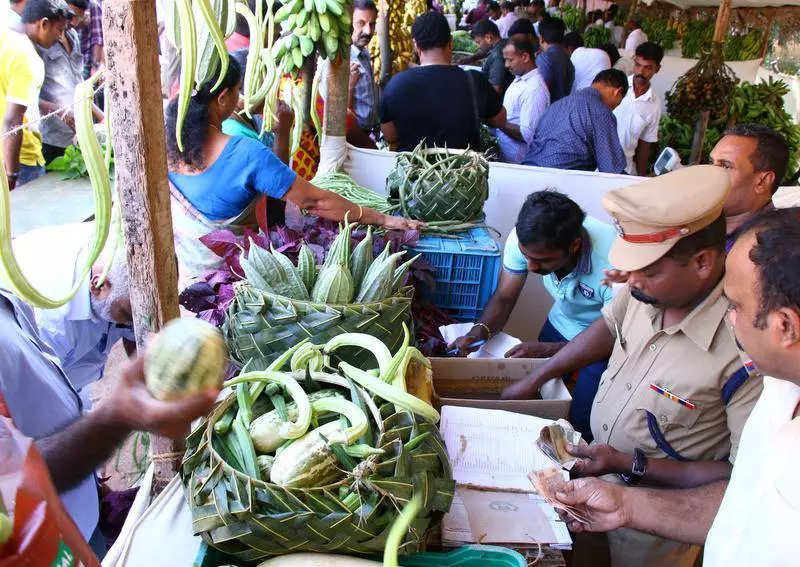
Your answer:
[429,357,572,420]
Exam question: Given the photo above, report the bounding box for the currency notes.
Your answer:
[528,468,589,525]
[536,419,583,470]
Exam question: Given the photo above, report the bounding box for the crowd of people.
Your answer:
[2,0,800,565]
[4,0,671,190]
[450,123,798,565]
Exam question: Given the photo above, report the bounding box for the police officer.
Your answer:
[502,166,763,567]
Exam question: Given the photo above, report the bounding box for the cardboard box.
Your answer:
[430,357,572,420]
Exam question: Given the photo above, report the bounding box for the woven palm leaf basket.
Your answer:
[180,336,455,563]
[386,143,489,226]
[224,281,414,371]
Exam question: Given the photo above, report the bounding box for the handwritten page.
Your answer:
[439,323,522,359]
[440,405,556,492]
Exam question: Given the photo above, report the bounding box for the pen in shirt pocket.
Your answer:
[649,383,696,410]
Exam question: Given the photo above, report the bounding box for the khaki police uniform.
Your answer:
[578,166,764,567]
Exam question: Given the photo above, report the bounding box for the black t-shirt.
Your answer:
[380,65,503,152]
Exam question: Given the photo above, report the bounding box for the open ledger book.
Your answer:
[440,405,573,548]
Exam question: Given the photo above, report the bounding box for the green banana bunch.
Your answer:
[273,0,353,76]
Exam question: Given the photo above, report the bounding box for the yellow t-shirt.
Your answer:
[0,29,45,167]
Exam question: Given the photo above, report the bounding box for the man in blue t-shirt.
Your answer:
[449,190,616,440]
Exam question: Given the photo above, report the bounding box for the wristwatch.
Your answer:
[621,448,647,485]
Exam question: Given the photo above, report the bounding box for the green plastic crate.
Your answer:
[194,543,526,567]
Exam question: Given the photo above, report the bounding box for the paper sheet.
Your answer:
[441,488,572,547]
[439,323,522,359]
[440,405,557,492]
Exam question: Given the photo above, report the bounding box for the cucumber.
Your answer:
[270,421,345,487]
[250,389,342,453]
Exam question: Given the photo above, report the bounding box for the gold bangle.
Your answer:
[354,204,363,222]
[474,322,492,338]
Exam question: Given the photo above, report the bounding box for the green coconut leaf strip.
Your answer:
[383,491,423,567]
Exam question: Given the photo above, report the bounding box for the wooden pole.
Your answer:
[688,0,731,165]
[321,4,353,146]
[689,110,710,164]
[103,0,182,494]
[377,0,392,88]
[759,12,776,60]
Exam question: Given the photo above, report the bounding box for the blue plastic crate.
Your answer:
[408,228,501,321]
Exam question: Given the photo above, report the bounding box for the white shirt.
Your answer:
[704,376,800,566]
[624,28,648,52]
[613,75,660,175]
[570,47,611,92]
[495,11,518,38]
[496,67,550,164]
[6,6,21,26]
[12,223,135,405]
[604,21,625,46]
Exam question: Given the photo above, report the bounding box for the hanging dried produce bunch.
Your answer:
[666,51,738,126]
[368,0,427,80]
[181,329,454,561]
[385,143,489,232]
[225,217,419,369]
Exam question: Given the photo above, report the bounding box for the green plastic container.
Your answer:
[194,543,526,567]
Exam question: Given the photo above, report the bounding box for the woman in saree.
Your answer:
[164,55,421,289]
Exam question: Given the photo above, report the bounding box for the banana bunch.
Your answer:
[368,0,426,81]
[666,52,738,125]
[728,78,800,176]
[167,0,235,151]
[273,0,354,75]
[722,29,764,61]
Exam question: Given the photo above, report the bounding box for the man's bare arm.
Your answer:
[556,477,727,545]
[501,317,615,398]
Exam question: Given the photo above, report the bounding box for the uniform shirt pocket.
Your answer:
[638,389,703,431]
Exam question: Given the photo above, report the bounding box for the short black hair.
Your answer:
[516,191,586,251]
[67,0,88,10]
[665,214,726,265]
[563,31,584,49]
[736,207,800,328]
[635,41,664,64]
[506,37,537,58]
[22,0,72,23]
[600,42,621,65]
[606,4,618,17]
[472,18,500,38]
[488,1,501,12]
[722,123,790,192]
[592,68,628,96]
[412,11,452,51]
[508,17,535,38]
[353,0,378,12]
[630,16,643,28]
[537,16,566,43]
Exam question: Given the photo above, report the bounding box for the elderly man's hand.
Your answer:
[554,477,630,533]
[103,355,218,439]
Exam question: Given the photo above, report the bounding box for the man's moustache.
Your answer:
[630,287,659,305]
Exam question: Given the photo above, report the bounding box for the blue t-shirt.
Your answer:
[168,136,296,220]
[503,216,616,340]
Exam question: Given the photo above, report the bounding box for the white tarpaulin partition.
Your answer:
[655,0,800,7]
[619,51,764,114]
[344,146,640,341]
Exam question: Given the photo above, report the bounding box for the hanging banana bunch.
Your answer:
[273,0,354,74]
[269,0,353,151]
[170,0,236,151]
[0,73,112,308]
[368,0,425,81]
